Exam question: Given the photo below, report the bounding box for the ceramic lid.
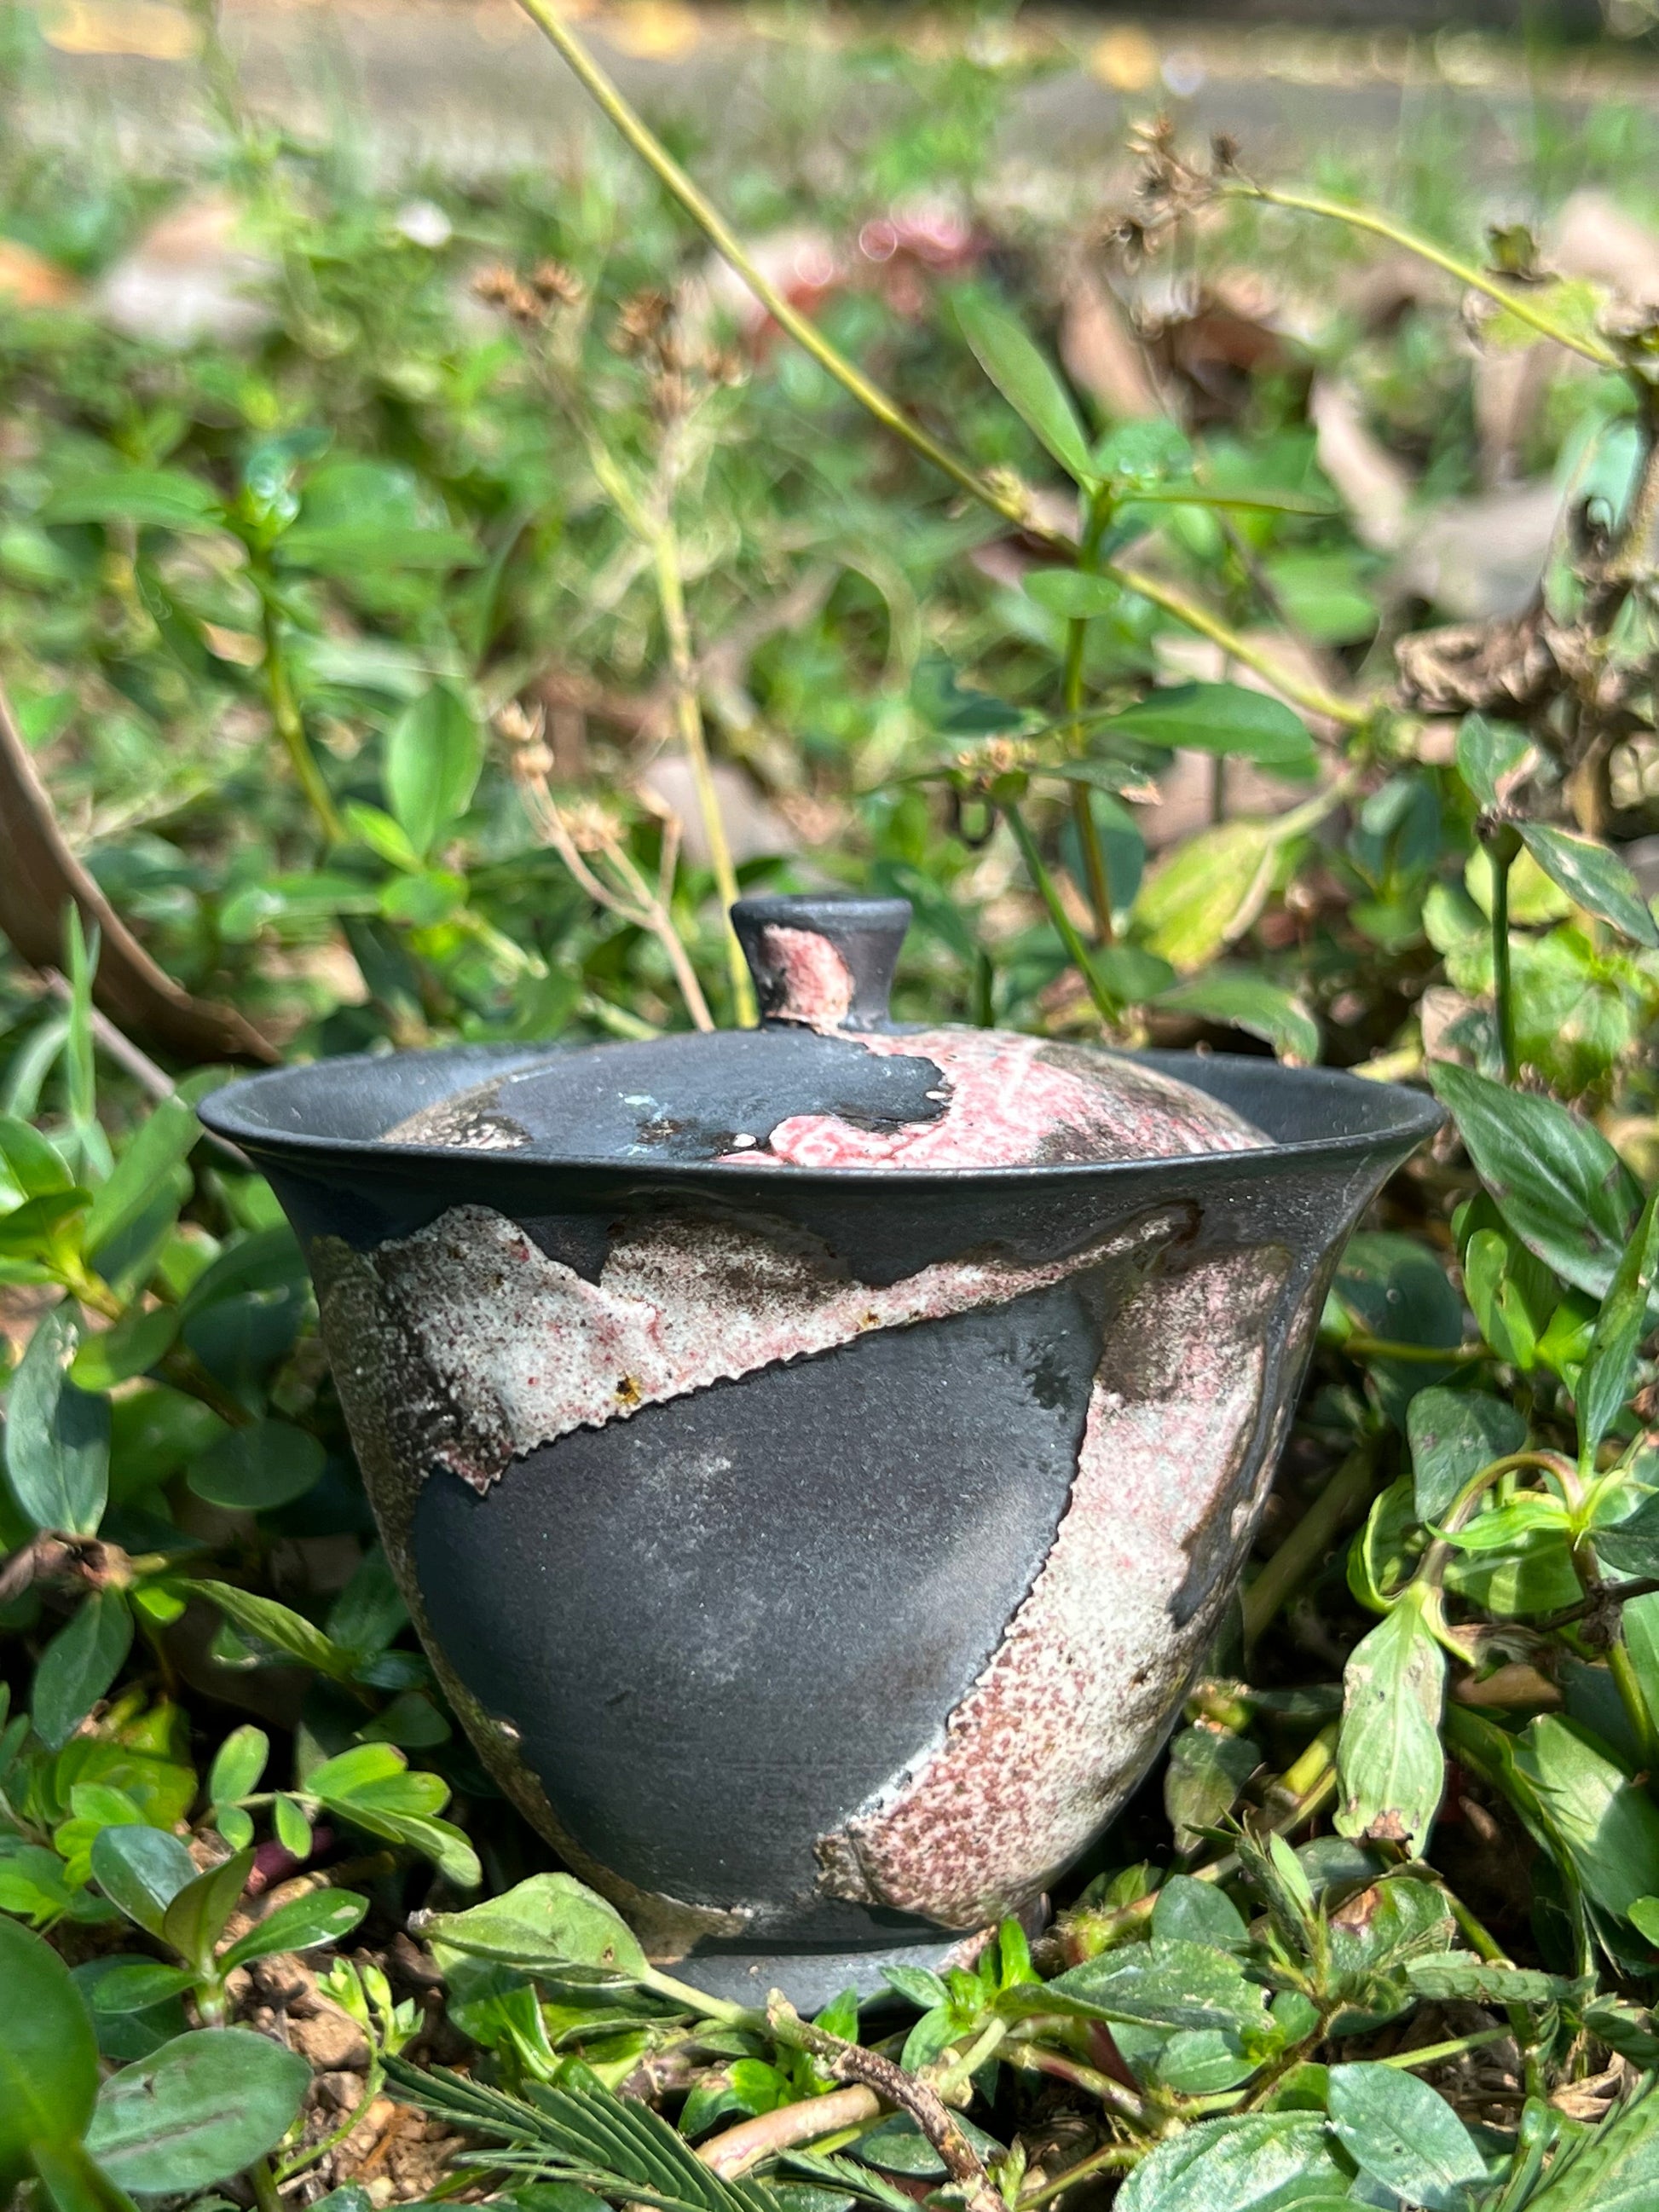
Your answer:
[379,895,1269,1170]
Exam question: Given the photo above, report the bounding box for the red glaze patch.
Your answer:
[756,924,858,1026]
[726,1029,1268,1170]
[818,1249,1296,1926]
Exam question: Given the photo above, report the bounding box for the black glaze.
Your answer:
[414,1273,1113,1923]
[199,898,1445,2001]
[412,1027,951,1164]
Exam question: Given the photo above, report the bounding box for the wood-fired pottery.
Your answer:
[200,894,1442,2003]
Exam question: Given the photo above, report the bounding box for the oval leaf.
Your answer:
[955,291,1094,486]
[188,1418,325,1512]
[1327,2062,1486,2209]
[5,1305,110,1536]
[1518,822,1659,949]
[86,2027,310,2193]
[0,1916,101,2189]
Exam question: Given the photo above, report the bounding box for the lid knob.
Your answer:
[731,894,910,1031]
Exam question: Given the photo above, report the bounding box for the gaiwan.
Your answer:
[201,893,1441,2002]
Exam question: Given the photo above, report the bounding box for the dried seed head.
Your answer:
[496,701,554,778]
[612,286,674,356]
[531,258,584,307]
[562,799,623,853]
[472,262,543,326]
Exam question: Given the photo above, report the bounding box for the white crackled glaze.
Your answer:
[342,1203,1187,1494]
[818,1250,1293,1926]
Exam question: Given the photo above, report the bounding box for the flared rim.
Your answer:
[199,1041,1445,1187]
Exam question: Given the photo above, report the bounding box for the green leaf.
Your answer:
[28,2134,141,2212]
[1163,1724,1263,1853]
[1429,1061,1642,1299]
[188,1418,325,1511]
[1598,1493,1659,1580]
[1153,969,1319,1064]
[81,1095,201,1261]
[89,1961,198,2014]
[1113,2113,1350,2212]
[1335,1585,1445,1854]
[276,522,483,574]
[384,684,483,860]
[86,2027,309,2193]
[1135,820,1279,973]
[189,1579,353,1678]
[419,1872,647,1984]
[1150,1874,1250,1952]
[0,1116,74,1197]
[1454,713,1535,811]
[955,291,1094,485]
[1405,1953,1583,2005]
[33,1590,134,1752]
[1023,569,1117,618]
[160,1849,253,1973]
[207,1723,269,1808]
[6,1306,111,1535]
[1094,684,1317,777]
[1527,2080,1659,2209]
[219,1887,369,1971]
[40,468,224,531]
[0,1915,101,2191]
[1514,1715,1659,1918]
[1578,1187,1659,1461]
[1020,1938,1269,2038]
[67,1306,179,1391]
[1518,823,1659,949]
[1327,2062,1486,2209]
[90,1823,199,1938]
[1407,1386,1528,1522]
[273,1792,313,1860]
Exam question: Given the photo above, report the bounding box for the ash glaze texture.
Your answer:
[199,892,1444,2001]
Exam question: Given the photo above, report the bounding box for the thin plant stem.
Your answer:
[1003,802,1118,1025]
[1225,180,1621,369]
[1062,618,1114,944]
[650,526,755,1025]
[1018,2143,1139,2208]
[248,2157,284,2212]
[1341,1333,1490,1365]
[508,0,1366,733]
[1486,825,1520,1083]
[1242,1441,1380,1653]
[1003,2038,1146,2126]
[256,584,344,844]
[1610,1632,1659,1775]
[1379,2024,1512,2071]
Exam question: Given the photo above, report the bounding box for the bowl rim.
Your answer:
[199,1039,1446,1188]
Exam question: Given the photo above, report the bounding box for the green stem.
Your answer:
[1340,1333,1490,1366]
[1017,2142,1139,2206]
[1610,1633,1659,1775]
[249,2155,284,2212]
[257,583,344,844]
[1242,1441,1379,1653]
[650,528,755,1026]
[1003,802,1119,1025]
[641,1963,762,2030]
[1486,823,1520,1083]
[1062,620,1114,945]
[1225,181,1621,369]
[929,2017,1009,2104]
[1379,2024,1512,2071]
[509,0,1367,734]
